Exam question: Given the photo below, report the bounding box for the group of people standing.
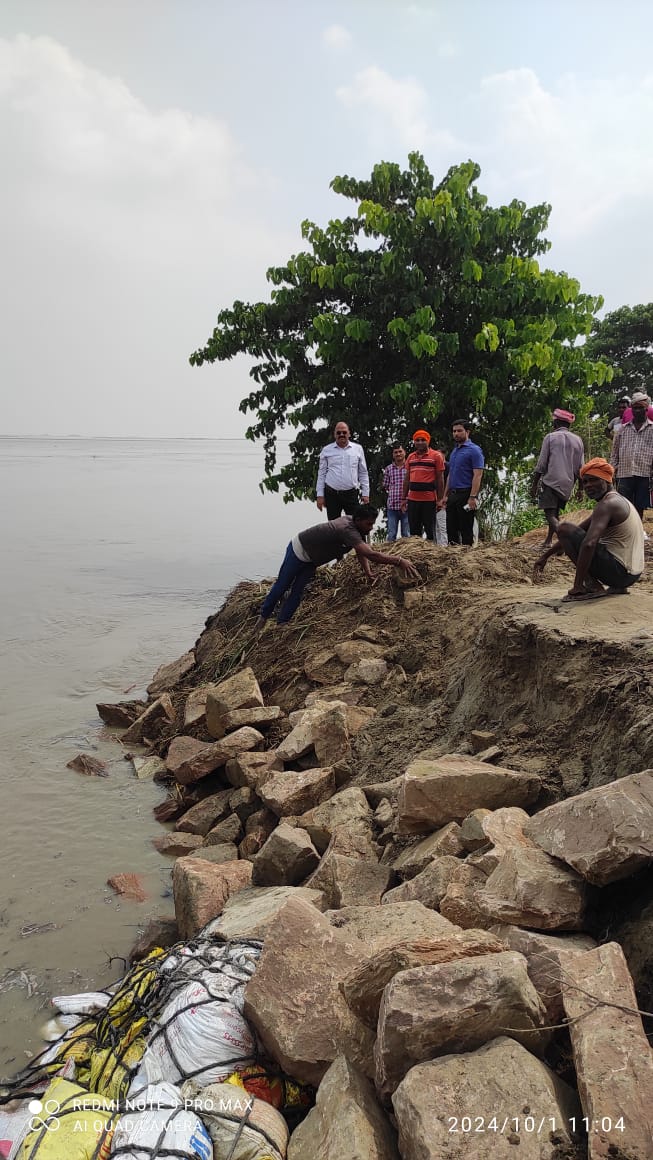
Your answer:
[318,420,485,548]
[258,398,651,625]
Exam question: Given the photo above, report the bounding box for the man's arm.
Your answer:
[531,439,548,501]
[530,470,542,502]
[467,468,483,512]
[435,470,445,503]
[610,429,620,474]
[358,448,370,504]
[354,542,420,579]
[401,460,411,507]
[316,448,328,511]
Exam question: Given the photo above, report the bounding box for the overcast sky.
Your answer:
[1,0,652,437]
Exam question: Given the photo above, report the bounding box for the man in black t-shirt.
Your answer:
[257,505,419,626]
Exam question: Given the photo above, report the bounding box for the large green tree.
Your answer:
[584,303,653,415]
[190,154,609,501]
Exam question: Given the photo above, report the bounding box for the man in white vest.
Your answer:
[533,458,644,601]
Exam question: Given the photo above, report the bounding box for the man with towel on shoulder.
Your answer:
[533,458,645,601]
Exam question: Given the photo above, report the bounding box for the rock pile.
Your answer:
[94,624,653,1160]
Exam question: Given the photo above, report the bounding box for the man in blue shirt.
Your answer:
[438,420,485,545]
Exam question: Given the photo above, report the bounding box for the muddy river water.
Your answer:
[0,437,316,1072]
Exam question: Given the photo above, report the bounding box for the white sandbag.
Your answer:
[0,1103,31,1160]
[51,991,111,1015]
[160,940,261,1013]
[109,1081,211,1159]
[40,1014,82,1042]
[129,982,255,1092]
[185,1081,288,1160]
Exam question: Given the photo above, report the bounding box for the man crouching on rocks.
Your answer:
[256,505,421,627]
[533,458,645,602]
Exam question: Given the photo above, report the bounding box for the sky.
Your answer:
[1,0,652,437]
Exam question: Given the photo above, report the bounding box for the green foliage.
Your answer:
[190,154,608,502]
[584,304,653,416]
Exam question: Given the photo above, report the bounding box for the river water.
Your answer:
[0,437,316,1072]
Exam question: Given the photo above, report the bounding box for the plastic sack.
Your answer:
[224,1068,313,1115]
[130,983,255,1091]
[184,1081,288,1160]
[17,1077,114,1160]
[159,940,261,1014]
[108,1081,211,1159]
[51,993,111,1017]
[0,1103,31,1160]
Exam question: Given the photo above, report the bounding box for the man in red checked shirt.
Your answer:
[401,429,445,541]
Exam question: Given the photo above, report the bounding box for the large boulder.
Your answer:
[288,1055,399,1160]
[298,788,373,854]
[307,844,391,909]
[561,941,653,1159]
[165,729,263,785]
[382,856,459,910]
[224,750,283,790]
[205,667,263,736]
[396,754,540,834]
[478,846,589,930]
[392,827,464,880]
[174,788,233,835]
[172,857,252,939]
[375,951,547,1097]
[525,770,653,885]
[147,650,195,696]
[97,699,147,728]
[207,704,283,741]
[490,925,596,1022]
[312,703,351,765]
[243,897,376,1086]
[153,832,203,857]
[203,813,243,846]
[252,824,320,887]
[327,901,459,950]
[333,641,388,664]
[121,694,176,746]
[392,1037,581,1160]
[206,885,327,939]
[260,767,336,817]
[342,929,506,1030]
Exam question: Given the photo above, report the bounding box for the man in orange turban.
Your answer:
[533,458,645,600]
[401,430,445,541]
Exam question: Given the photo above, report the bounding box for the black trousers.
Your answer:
[447,489,474,545]
[407,499,436,540]
[324,485,359,521]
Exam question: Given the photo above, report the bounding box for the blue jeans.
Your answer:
[387,507,410,540]
[260,542,316,623]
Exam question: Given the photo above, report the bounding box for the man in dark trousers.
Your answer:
[438,421,485,545]
[316,421,370,520]
[401,429,445,540]
[256,505,420,626]
[533,458,645,601]
[531,408,584,548]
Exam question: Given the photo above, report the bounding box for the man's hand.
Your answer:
[316,497,325,512]
[401,499,408,512]
[467,496,478,511]
[532,541,563,583]
[361,495,370,504]
[532,556,547,583]
[437,495,448,510]
[398,558,421,580]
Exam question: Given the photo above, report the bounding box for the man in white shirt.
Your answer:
[316,421,370,520]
